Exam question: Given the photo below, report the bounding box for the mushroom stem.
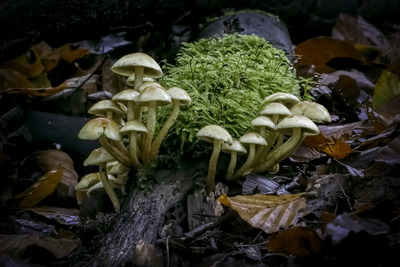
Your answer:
[127,101,135,121]
[254,131,278,164]
[206,139,222,194]
[129,131,142,168]
[255,128,302,173]
[232,144,256,180]
[99,135,131,167]
[133,67,144,90]
[98,162,120,212]
[142,101,157,164]
[150,99,180,159]
[226,151,238,180]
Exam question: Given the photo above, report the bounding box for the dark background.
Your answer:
[1,0,399,64]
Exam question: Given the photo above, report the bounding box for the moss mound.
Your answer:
[158,34,302,143]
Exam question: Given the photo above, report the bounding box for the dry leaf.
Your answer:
[0,49,45,78]
[133,239,163,267]
[218,193,307,234]
[373,70,400,111]
[33,149,78,199]
[0,68,34,92]
[13,166,63,208]
[266,226,322,257]
[24,206,80,226]
[294,37,364,77]
[304,133,353,160]
[0,231,81,260]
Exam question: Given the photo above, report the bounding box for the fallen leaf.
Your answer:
[304,133,353,160]
[376,136,400,165]
[332,75,360,107]
[294,37,364,77]
[33,149,79,199]
[218,193,307,234]
[13,166,63,208]
[266,226,322,257]
[372,70,400,111]
[24,206,80,226]
[332,14,391,50]
[0,68,34,92]
[0,49,45,78]
[326,209,390,245]
[0,231,81,260]
[133,239,163,267]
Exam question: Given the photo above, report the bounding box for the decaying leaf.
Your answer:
[376,136,400,165]
[326,207,390,245]
[294,37,364,77]
[32,149,79,199]
[132,239,163,267]
[266,226,322,257]
[218,193,307,234]
[13,166,63,208]
[24,206,80,226]
[372,70,400,111]
[304,133,353,160]
[0,231,81,260]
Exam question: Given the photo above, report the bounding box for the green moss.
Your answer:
[158,34,303,143]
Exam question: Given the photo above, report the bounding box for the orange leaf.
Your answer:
[0,48,45,78]
[218,193,307,234]
[266,226,322,257]
[294,37,364,77]
[59,44,89,63]
[304,133,353,159]
[14,166,63,208]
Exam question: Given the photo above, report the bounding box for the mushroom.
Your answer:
[196,125,233,194]
[84,147,120,212]
[255,115,320,173]
[78,117,131,167]
[221,140,247,180]
[75,172,101,192]
[290,101,331,123]
[251,116,276,163]
[263,92,300,109]
[112,89,139,121]
[135,85,172,163]
[126,76,154,88]
[111,52,163,90]
[120,120,148,168]
[232,132,268,179]
[88,99,127,121]
[150,87,192,160]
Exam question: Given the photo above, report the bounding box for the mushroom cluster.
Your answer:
[76,52,191,212]
[197,92,331,193]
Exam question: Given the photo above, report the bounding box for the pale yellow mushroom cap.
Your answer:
[111,52,163,78]
[196,125,233,145]
[78,117,122,141]
[239,132,268,146]
[276,115,320,136]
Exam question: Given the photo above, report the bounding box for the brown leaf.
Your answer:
[332,75,360,107]
[13,166,63,208]
[0,231,81,260]
[294,37,364,77]
[218,193,307,234]
[33,149,79,199]
[266,226,322,257]
[133,239,163,267]
[0,49,45,78]
[0,68,34,92]
[304,133,353,160]
[376,136,400,165]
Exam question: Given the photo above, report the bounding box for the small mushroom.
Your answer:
[120,120,148,168]
[196,125,233,194]
[150,87,192,160]
[88,99,127,121]
[263,92,300,109]
[255,115,319,173]
[135,85,172,163]
[78,117,131,167]
[112,89,139,121]
[84,147,120,212]
[233,132,268,179]
[290,101,331,123]
[111,52,163,90]
[221,140,247,180]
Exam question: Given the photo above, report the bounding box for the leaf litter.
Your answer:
[0,11,399,267]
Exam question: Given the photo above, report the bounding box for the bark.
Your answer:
[90,161,200,266]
